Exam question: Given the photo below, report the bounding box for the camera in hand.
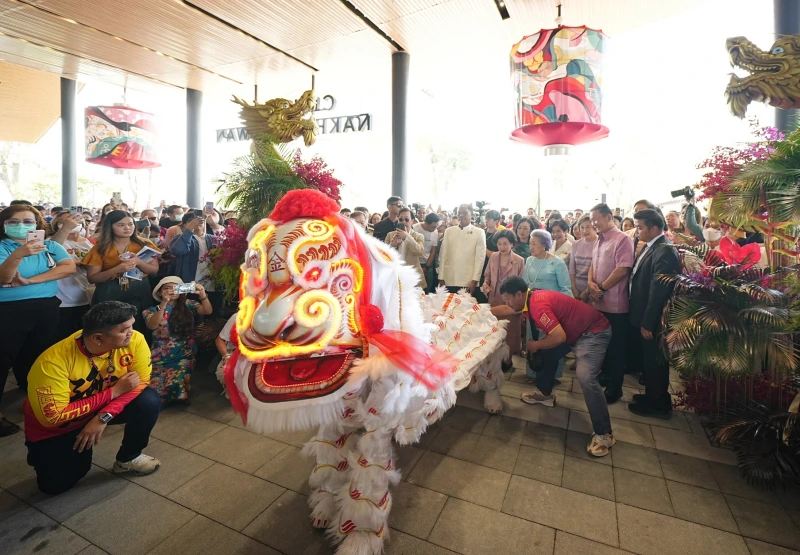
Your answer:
[174,283,197,295]
[670,186,694,199]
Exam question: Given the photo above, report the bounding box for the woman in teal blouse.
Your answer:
[522,229,573,382]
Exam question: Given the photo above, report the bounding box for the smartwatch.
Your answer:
[99,412,113,424]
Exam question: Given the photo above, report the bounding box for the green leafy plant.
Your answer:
[660,244,798,379]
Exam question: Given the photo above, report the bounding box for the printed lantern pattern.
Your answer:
[84,106,160,169]
[510,26,609,147]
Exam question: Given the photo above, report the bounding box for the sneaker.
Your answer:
[0,417,20,437]
[113,454,161,476]
[587,433,615,457]
[520,390,555,407]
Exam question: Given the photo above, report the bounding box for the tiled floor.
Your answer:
[2,357,800,555]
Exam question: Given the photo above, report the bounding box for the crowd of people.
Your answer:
[345,193,768,456]
[0,189,768,496]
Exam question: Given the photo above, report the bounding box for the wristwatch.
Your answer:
[99,412,113,424]
[598,284,607,292]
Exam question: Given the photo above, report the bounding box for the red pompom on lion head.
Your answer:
[269,189,341,224]
[358,304,384,337]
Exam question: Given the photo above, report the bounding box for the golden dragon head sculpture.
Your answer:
[233,89,318,147]
[726,35,800,118]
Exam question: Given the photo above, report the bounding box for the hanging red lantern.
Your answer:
[510,26,609,155]
[84,105,160,169]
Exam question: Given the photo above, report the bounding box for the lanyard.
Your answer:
[80,337,116,388]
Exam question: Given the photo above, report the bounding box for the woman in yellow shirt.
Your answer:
[83,211,160,335]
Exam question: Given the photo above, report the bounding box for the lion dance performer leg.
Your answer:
[223,189,507,554]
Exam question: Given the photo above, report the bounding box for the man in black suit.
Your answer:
[627,209,681,419]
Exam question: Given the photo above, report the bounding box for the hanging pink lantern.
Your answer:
[510,26,609,155]
[85,105,160,169]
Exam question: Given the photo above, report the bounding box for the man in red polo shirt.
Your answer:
[500,276,615,457]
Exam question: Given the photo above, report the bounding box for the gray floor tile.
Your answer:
[554,530,628,554]
[9,466,127,523]
[710,463,781,505]
[429,497,555,555]
[570,409,655,448]
[150,411,227,449]
[651,427,736,465]
[0,506,88,555]
[0,488,27,521]
[500,398,570,429]
[481,415,526,444]
[390,482,448,539]
[263,428,316,448]
[149,514,280,554]
[168,463,284,531]
[429,426,520,473]
[667,480,739,533]
[726,494,800,550]
[185,390,237,424]
[191,426,287,473]
[610,442,662,477]
[64,483,194,555]
[619,502,749,555]
[243,490,329,555]
[522,423,567,454]
[563,456,615,501]
[745,538,800,555]
[385,529,458,555]
[775,485,800,512]
[0,436,36,488]
[658,451,718,490]
[395,444,425,478]
[91,438,214,496]
[416,423,442,449]
[513,445,564,486]
[502,475,618,546]
[407,452,510,511]
[445,406,489,434]
[254,445,315,494]
[1,388,25,424]
[565,431,611,466]
[614,467,673,516]
[77,546,109,555]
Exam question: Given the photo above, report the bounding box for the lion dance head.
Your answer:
[225,189,456,432]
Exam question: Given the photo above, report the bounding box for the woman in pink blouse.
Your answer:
[482,229,524,368]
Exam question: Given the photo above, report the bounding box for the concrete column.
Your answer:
[775,0,800,132]
[186,88,203,207]
[61,77,77,207]
[391,52,409,200]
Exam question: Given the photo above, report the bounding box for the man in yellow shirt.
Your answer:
[24,301,161,495]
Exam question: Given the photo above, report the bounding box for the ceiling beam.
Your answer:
[337,0,405,52]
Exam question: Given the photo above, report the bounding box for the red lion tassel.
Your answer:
[225,324,249,424]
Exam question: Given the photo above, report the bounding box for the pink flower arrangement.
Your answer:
[695,121,783,200]
[291,150,343,203]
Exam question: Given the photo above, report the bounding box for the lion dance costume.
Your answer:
[223,189,507,554]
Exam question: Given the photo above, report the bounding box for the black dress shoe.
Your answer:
[501,360,513,373]
[0,417,20,437]
[604,388,622,404]
[631,393,646,404]
[628,401,671,420]
[638,376,646,386]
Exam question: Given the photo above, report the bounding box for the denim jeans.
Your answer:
[535,327,612,436]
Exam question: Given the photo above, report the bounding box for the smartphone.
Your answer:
[112,192,122,204]
[26,230,45,244]
[394,222,405,230]
[135,219,150,231]
[69,205,81,214]
[174,283,196,295]
[204,201,214,213]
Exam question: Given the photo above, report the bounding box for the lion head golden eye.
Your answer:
[772,46,785,54]
[283,103,289,108]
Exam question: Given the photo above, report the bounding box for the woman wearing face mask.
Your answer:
[702,220,723,249]
[0,205,76,436]
[49,212,95,340]
[83,211,160,335]
[482,230,524,369]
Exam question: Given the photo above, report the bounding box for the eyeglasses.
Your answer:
[398,218,411,222]
[5,219,36,225]
[390,203,404,207]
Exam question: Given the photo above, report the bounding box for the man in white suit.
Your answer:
[437,204,486,294]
